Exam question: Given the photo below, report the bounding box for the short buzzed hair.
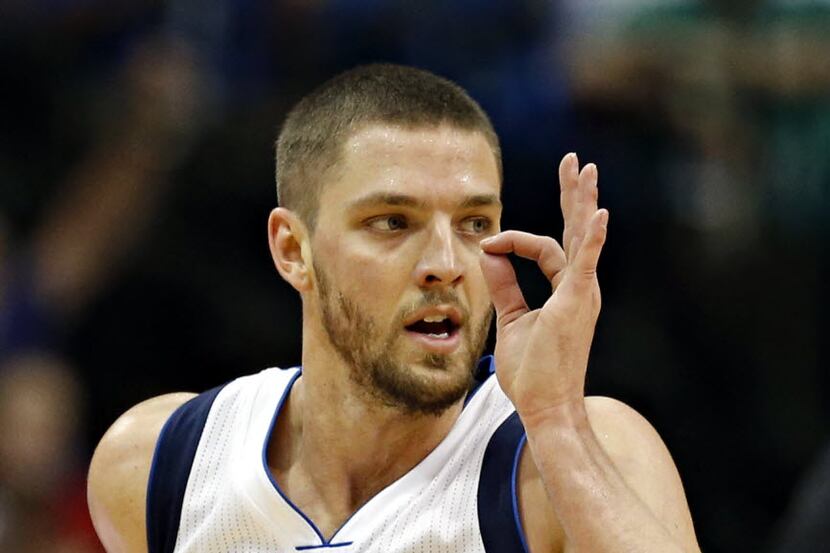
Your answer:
[275,64,502,230]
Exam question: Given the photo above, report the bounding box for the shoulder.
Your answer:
[582,395,693,505]
[88,393,196,553]
[517,396,696,553]
[584,396,697,534]
[585,396,686,490]
[583,395,672,462]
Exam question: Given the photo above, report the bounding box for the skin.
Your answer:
[87,123,701,552]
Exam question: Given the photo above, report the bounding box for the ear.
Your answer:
[268,207,313,293]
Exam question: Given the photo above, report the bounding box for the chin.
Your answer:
[361,350,474,417]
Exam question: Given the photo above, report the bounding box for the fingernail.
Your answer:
[599,209,609,225]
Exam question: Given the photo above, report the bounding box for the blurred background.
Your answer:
[0,0,827,551]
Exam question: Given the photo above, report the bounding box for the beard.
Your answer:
[315,262,492,417]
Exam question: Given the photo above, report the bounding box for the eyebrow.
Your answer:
[348,192,502,211]
[460,194,502,209]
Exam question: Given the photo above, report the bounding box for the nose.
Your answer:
[413,220,464,288]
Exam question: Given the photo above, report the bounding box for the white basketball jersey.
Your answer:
[147,357,529,553]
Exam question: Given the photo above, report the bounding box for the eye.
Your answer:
[459,216,491,234]
[366,214,408,232]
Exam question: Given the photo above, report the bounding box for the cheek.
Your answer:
[319,242,408,309]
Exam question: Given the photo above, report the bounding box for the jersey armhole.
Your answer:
[145,385,225,553]
[477,411,530,553]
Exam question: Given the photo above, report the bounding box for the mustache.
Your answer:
[396,289,470,324]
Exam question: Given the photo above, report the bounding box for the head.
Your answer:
[269,64,502,416]
[275,63,501,231]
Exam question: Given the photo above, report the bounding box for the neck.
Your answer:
[267,329,463,538]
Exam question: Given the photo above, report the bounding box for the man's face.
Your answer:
[309,124,501,416]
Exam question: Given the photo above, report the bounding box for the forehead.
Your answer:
[319,124,501,211]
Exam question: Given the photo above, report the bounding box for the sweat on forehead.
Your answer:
[274,63,502,231]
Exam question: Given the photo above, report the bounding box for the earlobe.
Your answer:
[268,208,312,292]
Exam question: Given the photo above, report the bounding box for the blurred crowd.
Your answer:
[0,1,827,551]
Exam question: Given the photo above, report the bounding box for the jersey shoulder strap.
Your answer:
[477,405,529,552]
[145,384,226,553]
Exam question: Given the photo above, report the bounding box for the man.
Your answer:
[88,64,701,553]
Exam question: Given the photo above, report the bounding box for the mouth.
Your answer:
[403,308,463,354]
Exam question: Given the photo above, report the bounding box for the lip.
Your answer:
[404,328,462,355]
[402,305,463,328]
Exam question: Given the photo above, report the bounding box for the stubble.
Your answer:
[315,262,492,416]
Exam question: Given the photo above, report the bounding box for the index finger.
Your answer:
[480,230,567,284]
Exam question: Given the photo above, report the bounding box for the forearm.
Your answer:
[521,402,695,553]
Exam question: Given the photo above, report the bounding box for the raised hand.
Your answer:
[479,153,609,423]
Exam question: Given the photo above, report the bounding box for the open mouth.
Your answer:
[404,315,459,339]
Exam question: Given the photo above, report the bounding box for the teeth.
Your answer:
[428,332,449,339]
[423,315,448,323]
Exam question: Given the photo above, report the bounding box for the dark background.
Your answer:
[1,1,827,551]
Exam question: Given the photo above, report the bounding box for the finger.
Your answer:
[559,153,579,258]
[480,231,566,284]
[559,152,579,222]
[580,162,599,212]
[565,162,599,260]
[570,209,609,283]
[479,251,529,328]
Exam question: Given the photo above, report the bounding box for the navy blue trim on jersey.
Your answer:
[295,543,354,551]
[146,384,226,553]
[259,370,356,551]
[465,355,496,407]
[511,434,530,553]
[260,370,339,548]
[478,411,529,553]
